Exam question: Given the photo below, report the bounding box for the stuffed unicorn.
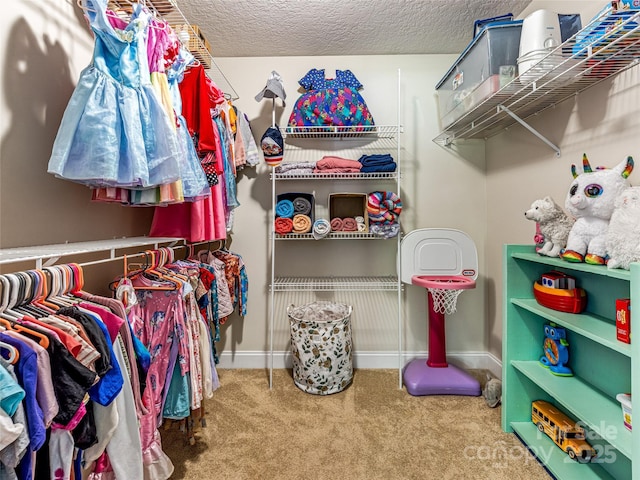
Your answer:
[561,154,634,265]
[606,186,640,270]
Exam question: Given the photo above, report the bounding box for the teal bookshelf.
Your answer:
[503,245,635,479]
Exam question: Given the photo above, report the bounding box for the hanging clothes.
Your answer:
[47,0,182,189]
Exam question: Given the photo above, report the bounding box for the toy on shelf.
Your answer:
[539,322,573,376]
[524,196,574,257]
[561,154,633,265]
[532,400,596,463]
[606,186,640,270]
[616,298,631,344]
[533,271,587,314]
[616,393,632,431]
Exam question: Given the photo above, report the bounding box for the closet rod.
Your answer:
[76,240,217,267]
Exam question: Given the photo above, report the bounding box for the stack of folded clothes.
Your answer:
[358,154,396,173]
[275,161,317,176]
[313,156,362,174]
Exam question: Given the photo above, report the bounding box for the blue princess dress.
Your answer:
[48,0,181,188]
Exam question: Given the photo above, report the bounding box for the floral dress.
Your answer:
[287,69,375,129]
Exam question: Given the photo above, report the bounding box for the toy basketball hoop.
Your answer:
[417,276,476,315]
[400,228,481,396]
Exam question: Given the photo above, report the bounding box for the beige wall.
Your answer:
[12,0,627,368]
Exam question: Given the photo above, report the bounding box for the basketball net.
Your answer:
[428,288,464,315]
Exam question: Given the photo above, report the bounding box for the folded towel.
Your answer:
[360,162,397,173]
[313,167,362,174]
[358,154,394,166]
[358,154,397,173]
[292,214,312,234]
[275,217,293,234]
[293,197,312,216]
[312,218,331,239]
[367,191,403,224]
[330,217,344,232]
[342,217,358,232]
[315,156,362,171]
[276,199,294,218]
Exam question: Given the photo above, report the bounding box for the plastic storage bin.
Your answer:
[436,21,523,128]
[288,301,353,395]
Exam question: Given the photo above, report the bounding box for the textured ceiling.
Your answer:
[176,0,533,57]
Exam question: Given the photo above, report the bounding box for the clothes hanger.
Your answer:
[43,266,76,308]
[0,274,50,349]
[0,340,19,364]
[128,250,179,291]
[13,271,50,318]
[77,0,166,30]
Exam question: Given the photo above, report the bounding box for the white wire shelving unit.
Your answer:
[434,6,640,155]
[267,71,404,390]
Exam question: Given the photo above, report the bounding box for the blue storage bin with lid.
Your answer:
[435,20,523,129]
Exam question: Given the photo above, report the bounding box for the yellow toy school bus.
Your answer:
[532,400,596,463]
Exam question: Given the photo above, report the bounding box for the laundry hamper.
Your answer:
[287,301,353,395]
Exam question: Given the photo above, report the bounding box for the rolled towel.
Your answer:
[357,222,367,232]
[312,218,331,239]
[355,215,365,224]
[342,217,358,232]
[292,214,312,234]
[367,191,403,224]
[275,217,293,234]
[276,199,294,218]
[330,217,344,232]
[293,196,312,216]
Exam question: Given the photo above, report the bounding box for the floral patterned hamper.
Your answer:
[287,301,353,395]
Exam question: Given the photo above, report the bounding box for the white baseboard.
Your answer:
[217,350,503,380]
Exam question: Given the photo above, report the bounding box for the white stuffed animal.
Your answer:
[524,196,574,257]
[562,154,634,265]
[606,186,640,270]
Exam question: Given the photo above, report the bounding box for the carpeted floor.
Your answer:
[160,369,552,480]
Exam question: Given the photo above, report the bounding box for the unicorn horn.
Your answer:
[582,153,592,173]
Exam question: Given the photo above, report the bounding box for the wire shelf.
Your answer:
[283,125,399,139]
[274,232,395,240]
[271,172,398,181]
[434,7,640,145]
[272,276,400,291]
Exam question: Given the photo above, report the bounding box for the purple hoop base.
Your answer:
[403,359,481,396]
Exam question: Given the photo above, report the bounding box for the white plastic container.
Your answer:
[617,393,632,431]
